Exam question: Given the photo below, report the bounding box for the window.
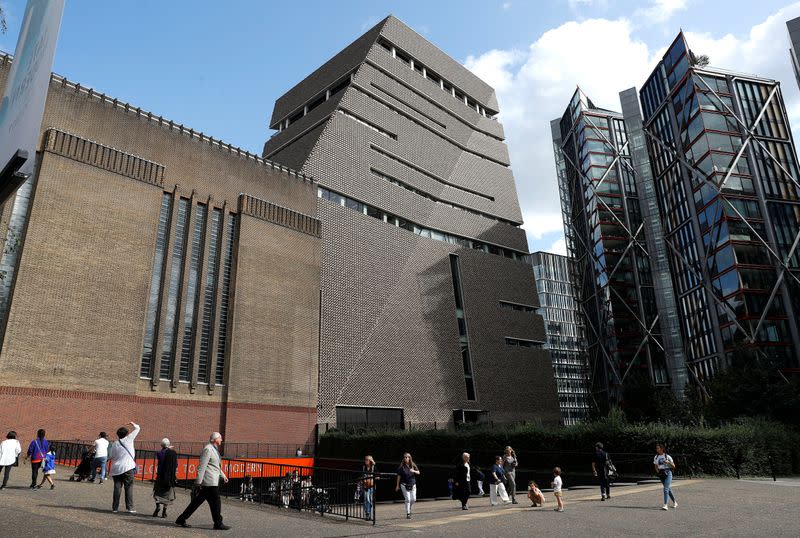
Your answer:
[197,208,222,384]
[214,214,236,385]
[336,406,404,430]
[140,193,173,378]
[159,197,190,381]
[505,337,545,348]
[450,254,477,401]
[499,301,536,312]
[179,204,207,382]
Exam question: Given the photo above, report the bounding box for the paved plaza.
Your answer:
[0,466,797,537]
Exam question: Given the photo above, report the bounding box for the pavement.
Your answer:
[1,465,799,537]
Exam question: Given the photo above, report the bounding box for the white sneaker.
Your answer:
[661,504,668,511]
[672,501,678,509]
[127,510,137,514]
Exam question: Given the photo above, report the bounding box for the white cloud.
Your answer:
[465,3,800,252]
[548,237,568,256]
[634,0,688,24]
[502,2,512,11]
[466,18,656,250]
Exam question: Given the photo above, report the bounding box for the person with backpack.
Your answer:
[654,443,677,510]
[591,442,614,501]
[109,421,140,513]
[24,428,49,489]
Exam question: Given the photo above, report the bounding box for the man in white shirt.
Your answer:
[109,421,139,513]
[90,432,110,484]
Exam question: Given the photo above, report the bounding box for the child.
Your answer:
[551,467,564,512]
[240,475,254,502]
[475,467,485,496]
[38,448,56,490]
[527,480,545,507]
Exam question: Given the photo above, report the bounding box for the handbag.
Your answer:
[605,458,618,480]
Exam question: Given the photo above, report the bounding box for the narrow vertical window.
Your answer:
[179,203,207,382]
[140,193,172,378]
[197,208,221,384]
[215,214,236,385]
[159,198,190,380]
[450,254,476,400]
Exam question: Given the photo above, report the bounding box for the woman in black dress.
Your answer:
[152,438,178,518]
[453,452,473,510]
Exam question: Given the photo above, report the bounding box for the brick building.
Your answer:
[264,16,560,428]
[0,53,321,447]
[0,15,559,444]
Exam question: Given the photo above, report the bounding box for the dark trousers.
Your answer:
[112,470,135,511]
[1,465,12,487]
[178,485,223,527]
[599,473,610,496]
[30,461,41,487]
[455,483,470,506]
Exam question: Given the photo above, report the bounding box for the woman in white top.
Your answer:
[0,431,22,489]
[653,443,677,510]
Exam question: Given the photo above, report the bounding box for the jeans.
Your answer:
[400,484,416,515]
[660,470,676,505]
[598,473,610,497]
[91,457,107,481]
[505,470,517,502]
[362,487,374,518]
[30,461,42,487]
[112,469,135,511]
[178,485,223,527]
[1,465,12,487]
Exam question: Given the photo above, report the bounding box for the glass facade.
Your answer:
[554,88,668,406]
[160,197,190,380]
[531,251,591,425]
[179,203,207,382]
[214,214,236,386]
[640,32,800,380]
[449,254,477,401]
[197,207,222,385]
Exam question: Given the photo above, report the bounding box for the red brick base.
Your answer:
[0,386,316,448]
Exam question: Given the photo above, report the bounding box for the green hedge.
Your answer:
[318,418,800,478]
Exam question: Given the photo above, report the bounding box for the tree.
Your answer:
[706,348,800,426]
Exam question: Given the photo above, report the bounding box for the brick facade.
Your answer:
[0,53,320,446]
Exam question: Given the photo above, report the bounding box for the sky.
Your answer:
[1,0,799,255]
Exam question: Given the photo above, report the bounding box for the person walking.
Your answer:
[175,432,230,530]
[109,421,140,513]
[0,431,22,489]
[36,448,57,490]
[592,442,611,500]
[90,432,110,484]
[453,452,473,510]
[503,446,519,504]
[360,455,377,520]
[489,455,510,506]
[395,452,420,519]
[24,429,49,489]
[654,443,677,510]
[153,438,178,518]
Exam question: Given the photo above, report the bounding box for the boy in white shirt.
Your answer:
[90,432,110,483]
[551,467,564,512]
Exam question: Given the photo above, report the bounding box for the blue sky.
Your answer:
[1,0,798,254]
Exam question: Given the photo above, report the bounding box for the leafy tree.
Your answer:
[706,348,800,426]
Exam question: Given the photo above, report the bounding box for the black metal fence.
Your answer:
[50,441,376,524]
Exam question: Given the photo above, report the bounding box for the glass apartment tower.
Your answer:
[552,89,670,407]
[531,251,591,424]
[639,32,800,379]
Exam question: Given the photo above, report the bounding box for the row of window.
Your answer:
[317,186,527,261]
[276,72,352,131]
[498,300,536,312]
[505,337,545,348]
[140,192,235,386]
[337,109,396,140]
[377,38,498,120]
[370,168,509,224]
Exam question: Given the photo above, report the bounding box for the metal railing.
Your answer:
[51,441,375,524]
[57,440,313,459]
